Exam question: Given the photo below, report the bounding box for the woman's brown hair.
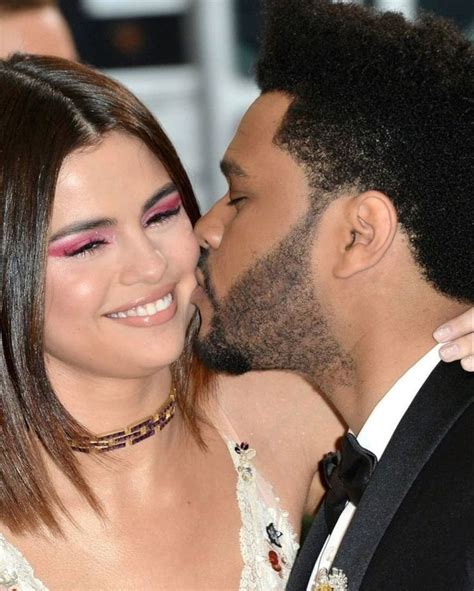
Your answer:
[0,53,208,534]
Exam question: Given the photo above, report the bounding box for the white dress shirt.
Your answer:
[307,345,442,590]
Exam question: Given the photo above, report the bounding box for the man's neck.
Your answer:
[348,335,438,433]
[309,287,470,433]
[314,330,439,434]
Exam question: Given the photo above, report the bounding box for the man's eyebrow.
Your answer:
[49,182,178,242]
[219,158,249,179]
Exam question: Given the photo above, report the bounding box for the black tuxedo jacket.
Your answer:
[287,361,474,590]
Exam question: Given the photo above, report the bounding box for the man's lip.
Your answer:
[190,285,208,307]
[104,284,176,315]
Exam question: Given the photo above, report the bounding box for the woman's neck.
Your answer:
[46,358,173,433]
[43,361,186,506]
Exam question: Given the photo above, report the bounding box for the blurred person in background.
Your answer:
[0,0,76,59]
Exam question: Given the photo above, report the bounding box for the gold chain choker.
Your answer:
[70,387,176,453]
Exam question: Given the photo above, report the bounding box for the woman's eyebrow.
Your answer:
[141,182,178,215]
[49,182,179,242]
[49,218,115,242]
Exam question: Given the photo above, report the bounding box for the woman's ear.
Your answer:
[334,191,398,278]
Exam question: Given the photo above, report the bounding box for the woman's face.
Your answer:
[44,132,200,379]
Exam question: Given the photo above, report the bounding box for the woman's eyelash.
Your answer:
[59,204,181,257]
[67,240,107,258]
[144,205,181,226]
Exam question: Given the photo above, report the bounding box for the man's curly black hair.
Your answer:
[256,0,473,303]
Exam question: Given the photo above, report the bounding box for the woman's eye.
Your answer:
[144,205,181,227]
[67,240,106,258]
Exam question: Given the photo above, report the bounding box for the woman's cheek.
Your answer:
[162,218,200,271]
[44,264,106,322]
[182,217,201,266]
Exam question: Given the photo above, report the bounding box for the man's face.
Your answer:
[193,92,341,379]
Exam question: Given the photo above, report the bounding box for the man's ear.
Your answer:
[334,191,398,278]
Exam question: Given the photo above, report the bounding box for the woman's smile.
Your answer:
[105,286,178,327]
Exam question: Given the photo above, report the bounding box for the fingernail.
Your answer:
[462,356,474,371]
[439,343,460,361]
[433,325,452,342]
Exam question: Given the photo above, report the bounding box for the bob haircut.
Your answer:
[0,53,207,534]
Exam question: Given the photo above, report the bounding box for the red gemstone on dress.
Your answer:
[268,550,278,564]
[268,549,282,571]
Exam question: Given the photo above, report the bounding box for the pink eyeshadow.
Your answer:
[142,192,182,225]
[48,229,115,257]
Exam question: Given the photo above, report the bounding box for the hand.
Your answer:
[433,307,474,371]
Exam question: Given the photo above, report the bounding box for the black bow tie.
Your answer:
[322,433,378,533]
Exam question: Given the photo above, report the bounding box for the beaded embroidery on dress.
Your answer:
[226,440,299,590]
[0,534,47,591]
[217,410,300,591]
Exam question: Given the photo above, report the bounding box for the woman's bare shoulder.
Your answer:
[214,370,345,473]
[212,370,345,517]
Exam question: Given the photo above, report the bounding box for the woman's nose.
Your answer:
[119,238,167,286]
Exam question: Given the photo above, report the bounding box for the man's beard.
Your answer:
[194,212,351,388]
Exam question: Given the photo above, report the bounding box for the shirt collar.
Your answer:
[356,345,442,460]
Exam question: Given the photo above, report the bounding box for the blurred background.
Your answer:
[16,0,474,210]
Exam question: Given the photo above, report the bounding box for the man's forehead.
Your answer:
[223,91,293,171]
[236,91,292,142]
[220,91,313,219]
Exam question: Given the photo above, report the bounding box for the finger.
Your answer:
[460,355,474,372]
[439,334,474,363]
[433,307,474,343]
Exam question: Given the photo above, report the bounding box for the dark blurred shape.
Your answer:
[420,0,473,31]
[365,0,473,35]
[235,0,262,76]
[112,22,145,57]
[58,0,186,68]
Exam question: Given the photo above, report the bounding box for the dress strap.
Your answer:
[211,401,243,445]
[212,403,299,590]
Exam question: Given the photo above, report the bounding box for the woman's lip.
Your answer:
[107,297,178,328]
[105,284,176,315]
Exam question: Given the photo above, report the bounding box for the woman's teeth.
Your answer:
[109,293,173,319]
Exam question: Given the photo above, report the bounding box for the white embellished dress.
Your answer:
[0,414,299,591]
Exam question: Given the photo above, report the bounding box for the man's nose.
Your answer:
[194,201,225,250]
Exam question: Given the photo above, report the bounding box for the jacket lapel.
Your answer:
[331,361,473,589]
[286,508,329,591]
